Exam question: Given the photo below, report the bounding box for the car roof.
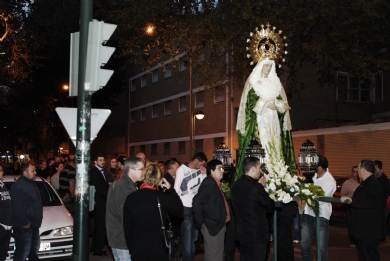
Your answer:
[2,175,46,182]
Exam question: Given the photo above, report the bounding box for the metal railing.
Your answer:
[273,197,344,261]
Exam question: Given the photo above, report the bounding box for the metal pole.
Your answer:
[73,0,92,260]
[273,208,278,261]
[316,199,321,261]
[189,57,194,155]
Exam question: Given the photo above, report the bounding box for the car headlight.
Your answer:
[52,226,73,236]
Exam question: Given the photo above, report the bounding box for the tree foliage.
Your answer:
[95,0,390,95]
[1,0,80,157]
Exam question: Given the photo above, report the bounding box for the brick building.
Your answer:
[92,56,390,174]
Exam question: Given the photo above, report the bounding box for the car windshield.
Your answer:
[5,181,62,207]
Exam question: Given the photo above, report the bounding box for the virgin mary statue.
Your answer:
[235,59,297,178]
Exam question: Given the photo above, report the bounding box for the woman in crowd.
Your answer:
[106,155,119,183]
[123,163,183,261]
[50,162,64,191]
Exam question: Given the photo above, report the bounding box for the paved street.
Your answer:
[89,219,390,261]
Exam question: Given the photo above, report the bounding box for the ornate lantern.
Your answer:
[244,140,266,164]
[213,143,233,179]
[298,139,319,182]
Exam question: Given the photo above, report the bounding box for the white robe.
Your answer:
[236,60,292,163]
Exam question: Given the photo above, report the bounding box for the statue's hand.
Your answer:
[266,101,277,110]
[275,100,291,113]
[283,103,291,111]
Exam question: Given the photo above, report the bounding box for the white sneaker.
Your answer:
[293,240,300,244]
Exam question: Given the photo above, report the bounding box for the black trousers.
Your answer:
[90,207,107,254]
[277,215,295,261]
[224,200,236,261]
[356,239,380,261]
[240,241,267,261]
[0,226,12,261]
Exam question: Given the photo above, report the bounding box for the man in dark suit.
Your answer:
[90,153,109,256]
[341,159,386,261]
[231,157,275,261]
[193,159,230,261]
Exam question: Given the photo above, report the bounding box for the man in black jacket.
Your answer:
[231,157,274,261]
[341,160,385,261]
[193,159,229,261]
[10,162,43,261]
[90,153,109,256]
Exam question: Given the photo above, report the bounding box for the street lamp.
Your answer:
[191,110,204,154]
[145,24,155,36]
[194,110,204,120]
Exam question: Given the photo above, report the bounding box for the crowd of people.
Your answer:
[0,153,389,261]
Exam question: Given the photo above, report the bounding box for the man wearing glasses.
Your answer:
[106,157,144,261]
[193,159,230,261]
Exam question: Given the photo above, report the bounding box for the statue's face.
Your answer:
[261,63,272,77]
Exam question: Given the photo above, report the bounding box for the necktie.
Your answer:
[100,169,106,181]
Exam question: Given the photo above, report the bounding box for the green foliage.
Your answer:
[95,0,390,94]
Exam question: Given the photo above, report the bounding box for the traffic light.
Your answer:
[85,20,117,92]
[68,19,117,96]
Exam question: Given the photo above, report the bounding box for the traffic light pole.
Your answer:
[73,0,93,260]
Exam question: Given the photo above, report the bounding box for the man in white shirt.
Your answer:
[301,156,336,261]
[174,152,207,261]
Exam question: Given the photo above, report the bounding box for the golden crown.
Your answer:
[246,23,287,67]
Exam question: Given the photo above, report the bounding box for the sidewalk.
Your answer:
[90,221,390,260]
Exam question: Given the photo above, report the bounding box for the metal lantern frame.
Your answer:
[244,140,266,164]
[298,139,319,182]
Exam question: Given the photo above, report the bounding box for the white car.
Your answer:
[4,175,73,260]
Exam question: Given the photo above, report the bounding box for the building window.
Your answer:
[140,145,145,153]
[151,143,157,156]
[214,85,225,103]
[195,139,203,152]
[195,91,204,108]
[337,72,383,103]
[141,75,147,88]
[164,67,172,78]
[164,142,170,155]
[164,100,171,115]
[130,111,136,123]
[179,59,187,71]
[130,79,136,92]
[152,69,159,83]
[130,146,135,156]
[152,104,158,119]
[178,141,186,154]
[179,96,187,112]
[214,137,224,148]
[141,108,146,121]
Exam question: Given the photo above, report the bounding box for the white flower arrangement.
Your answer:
[262,141,324,213]
[263,157,300,203]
